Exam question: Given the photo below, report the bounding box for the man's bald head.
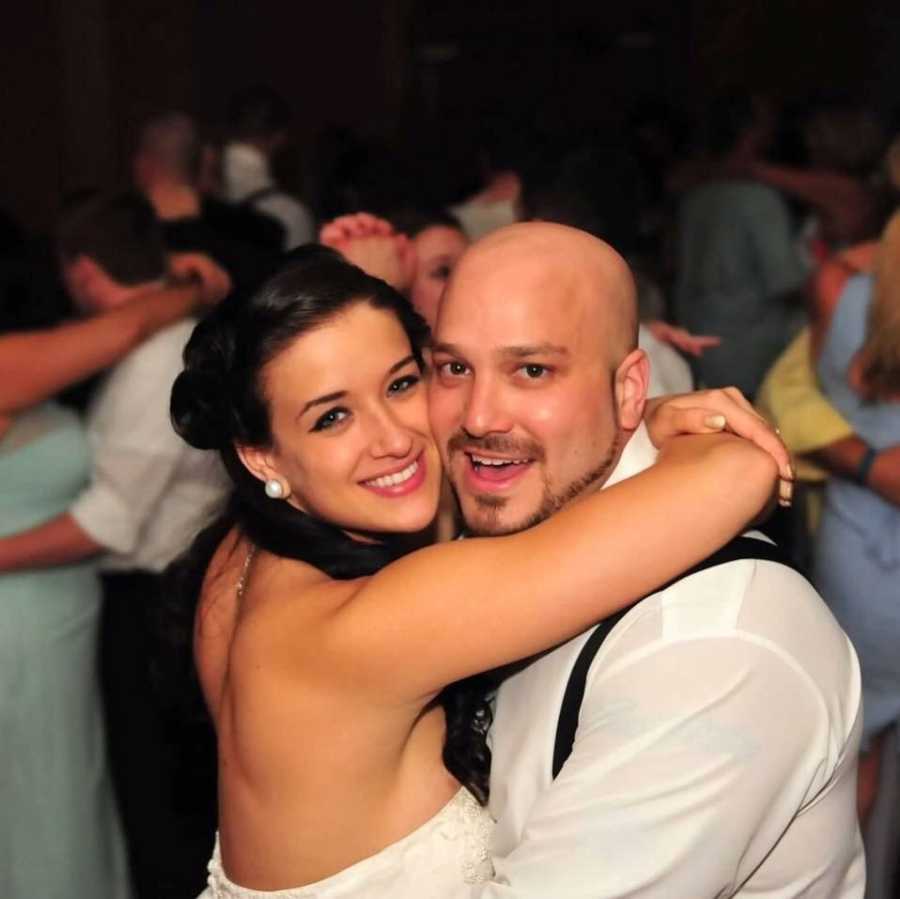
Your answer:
[440,221,638,366]
[429,221,650,537]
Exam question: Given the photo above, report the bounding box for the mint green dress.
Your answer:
[0,404,130,898]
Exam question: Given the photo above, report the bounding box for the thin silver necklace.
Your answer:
[236,544,257,600]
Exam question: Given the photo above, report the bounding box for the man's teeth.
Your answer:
[366,460,418,489]
[470,454,529,467]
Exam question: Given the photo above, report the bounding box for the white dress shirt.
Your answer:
[638,325,693,398]
[449,197,519,241]
[463,425,864,898]
[70,319,229,573]
[222,142,315,250]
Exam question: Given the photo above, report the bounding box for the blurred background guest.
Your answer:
[814,212,900,829]
[0,208,221,898]
[673,90,809,398]
[134,110,284,292]
[749,100,886,261]
[387,208,469,327]
[0,193,229,898]
[220,85,315,251]
[449,115,534,240]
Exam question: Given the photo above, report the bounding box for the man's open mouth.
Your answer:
[465,452,533,485]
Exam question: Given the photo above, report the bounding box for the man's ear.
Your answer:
[236,444,291,499]
[63,255,104,313]
[65,255,96,290]
[614,348,650,431]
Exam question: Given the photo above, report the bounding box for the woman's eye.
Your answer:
[312,408,349,431]
[520,364,548,379]
[439,361,469,377]
[429,264,452,281]
[388,374,420,394]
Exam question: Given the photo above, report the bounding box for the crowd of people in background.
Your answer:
[1,82,899,898]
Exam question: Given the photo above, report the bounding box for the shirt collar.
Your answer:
[222,142,273,202]
[603,422,658,489]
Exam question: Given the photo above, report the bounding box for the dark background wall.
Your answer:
[2,0,898,233]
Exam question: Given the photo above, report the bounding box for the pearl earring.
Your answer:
[264,478,284,499]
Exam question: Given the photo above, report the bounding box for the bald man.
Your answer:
[429,223,864,897]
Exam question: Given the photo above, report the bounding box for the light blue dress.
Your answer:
[814,274,900,745]
[0,404,130,898]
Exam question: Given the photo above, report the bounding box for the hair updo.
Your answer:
[173,243,428,454]
[164,246,494,803]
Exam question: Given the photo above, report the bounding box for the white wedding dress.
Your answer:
[199,788,494,897]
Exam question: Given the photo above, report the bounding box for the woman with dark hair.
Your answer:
[386,208,469,326]
[171,246,782,896]
[319,209,469,329]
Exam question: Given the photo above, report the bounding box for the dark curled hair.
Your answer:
[165,244,494,803]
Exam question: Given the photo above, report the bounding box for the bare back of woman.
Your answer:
[197,531,460,888]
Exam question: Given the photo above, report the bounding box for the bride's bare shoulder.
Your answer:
[196,531,350,712]
[201,530,364,667]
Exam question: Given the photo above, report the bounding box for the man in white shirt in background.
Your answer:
[429,222,864,897]
[2,192,229,898]
[221,84,315,251]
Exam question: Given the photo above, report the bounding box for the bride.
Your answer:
[168,245,783,896]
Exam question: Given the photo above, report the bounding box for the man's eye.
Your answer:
[439,361,469,377]
[520,364,548,379]
[312,408,349,431]
[388,374,420,394]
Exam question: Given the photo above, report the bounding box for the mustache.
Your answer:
[446,431,546,462]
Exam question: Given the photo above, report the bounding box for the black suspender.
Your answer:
[551,536,790,779]
[241,186,280,207]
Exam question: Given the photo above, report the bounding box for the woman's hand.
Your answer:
[319,212,395,244]
[645,320,721,357]
[168,253,232,306]
[645,387,793,506]
[319,213,416,290]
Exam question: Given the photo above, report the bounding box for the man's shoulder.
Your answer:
[610,538,821,641]
[256,190,309,217]
[89,317,197,425]
[587,540,855,700]
[684,178,783,212]
[108,317,196,376]
[509,539,832,683]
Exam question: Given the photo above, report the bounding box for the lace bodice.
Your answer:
[200,788,494,898]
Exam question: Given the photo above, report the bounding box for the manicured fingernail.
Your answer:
[705,414,726,429]
[778,479,793,507]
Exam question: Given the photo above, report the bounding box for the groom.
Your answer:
[429,222,865,897]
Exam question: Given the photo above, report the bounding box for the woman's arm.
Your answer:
[750,163,875,246]
[749,163,870,231]
[0,513,102,570]
[313,433,777,699]
[0,262,227,414]
[749,163,850,212]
